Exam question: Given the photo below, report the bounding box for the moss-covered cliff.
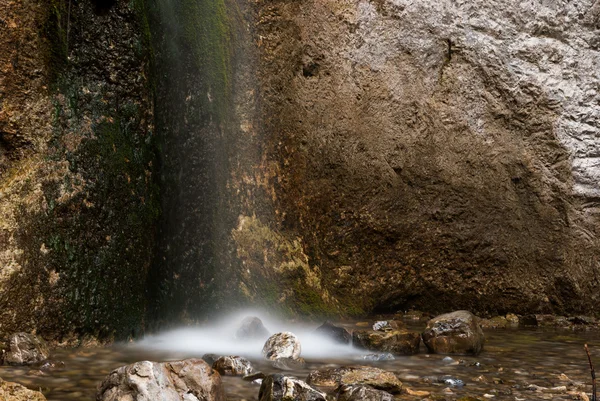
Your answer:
[0,0,158,341]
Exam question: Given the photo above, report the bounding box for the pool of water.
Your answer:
[0,313,597,400]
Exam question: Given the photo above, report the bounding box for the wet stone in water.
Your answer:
[259,374,326,401]
[307,366,402,393]
[352,329,421,355]
[235,316,270,340]
[262,332,301,361]
[362,353,395,361]
[422,310,485,355]
[4,333,50,366]
[315,322,351,344]
[212,356,253,376]
[337,384,394,401]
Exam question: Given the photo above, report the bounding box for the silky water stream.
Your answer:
[0,311,596,400]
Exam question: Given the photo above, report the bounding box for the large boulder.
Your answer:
[212,356,253,376]
[96,359,225,401]
[262,332,301,360]
[0,379,47,401]
[306,366,402,393]
[337,384,393,401]
[352,330,421,355]
[235,316,270,340]
[421,311,485,355]
[4,333,49,365]
[259,374,326,401]
[315,322,351,344]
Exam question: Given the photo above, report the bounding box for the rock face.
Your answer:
[337,384,394,401]
[96,359,225,401]
[0,379,47,401]
[4,333,49,365]
[422,311,485,355]
[259,374,326,401]
[212,356,253,376]
[353,330,421,355]
[262,332,301,360]
[307,367,402,393]
[235,317,270,340]
[245,0,600,317]
[315,322,351,344]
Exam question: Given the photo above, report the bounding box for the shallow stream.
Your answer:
[0,312,597,400]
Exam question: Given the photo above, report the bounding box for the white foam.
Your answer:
[137,309,363,359]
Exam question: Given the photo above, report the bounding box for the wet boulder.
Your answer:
[262,332,301,360]
[212,356,253,376]
[0,378,47,401]
[421,310,484,355]
[4,333,49,365]
[362,353,395,361]
[315,322,351,344]
[235,316,270,340]
[352,330,421,355]
[337,384,394,401]
[96,359,225,401]
[259,374,326,401]
[202,353,222,366]
[306,366,402,393]
[372,321,402,332]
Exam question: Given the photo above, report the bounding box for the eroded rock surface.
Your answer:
[259,374,326,401]
[353,330,421,355]
[212,356,253,376]
[4,333,49,365]
[0,379,47,401]
[306,366,402,393]
[96,359,225,401]
[337,384,394,401]
[422,311,485,355]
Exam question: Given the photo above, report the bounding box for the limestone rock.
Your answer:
[212,356,253,376]
[262,332,301,360]
[96,359,225,401]
[0,379,47,401]
[258,374,326,401]
[306,366,402,393]
[337,384,394,401]
[352,330,421,355]
[235,316,270,340]
[422,311,485,355]
[315,322,351,344]
[4,333,49,365]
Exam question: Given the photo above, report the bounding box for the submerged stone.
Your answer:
[96,359,225,401]
[422,311,485,355]
[262,332,301,361]
[362,353,395,361]
[306,366,402,393]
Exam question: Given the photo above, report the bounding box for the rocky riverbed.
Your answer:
[0,313,598,400]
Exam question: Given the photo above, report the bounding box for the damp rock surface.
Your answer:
[0,378,47,401]
[422,311,485,355]
[212,356,253,376]
[337,384,394,401]
[4,333,50,366]
[306,366,403,393]
[96,359,225,401]
[258,374,326,401]
[315,322,351,344]
[352,329,421,355]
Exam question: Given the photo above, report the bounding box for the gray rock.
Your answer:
[96,359,225,401]
[362,353,395,361]
[235,316,270,340]
[262,332,301,360]
[259,374,326,401]
[306,366,402,393]
[212,355,253,376]
[315,322,351,344]
[337,384,394,401]
[4,333,49,366]
[0,378,47,401]
[422,311,485,355]
[202,353,221,366]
